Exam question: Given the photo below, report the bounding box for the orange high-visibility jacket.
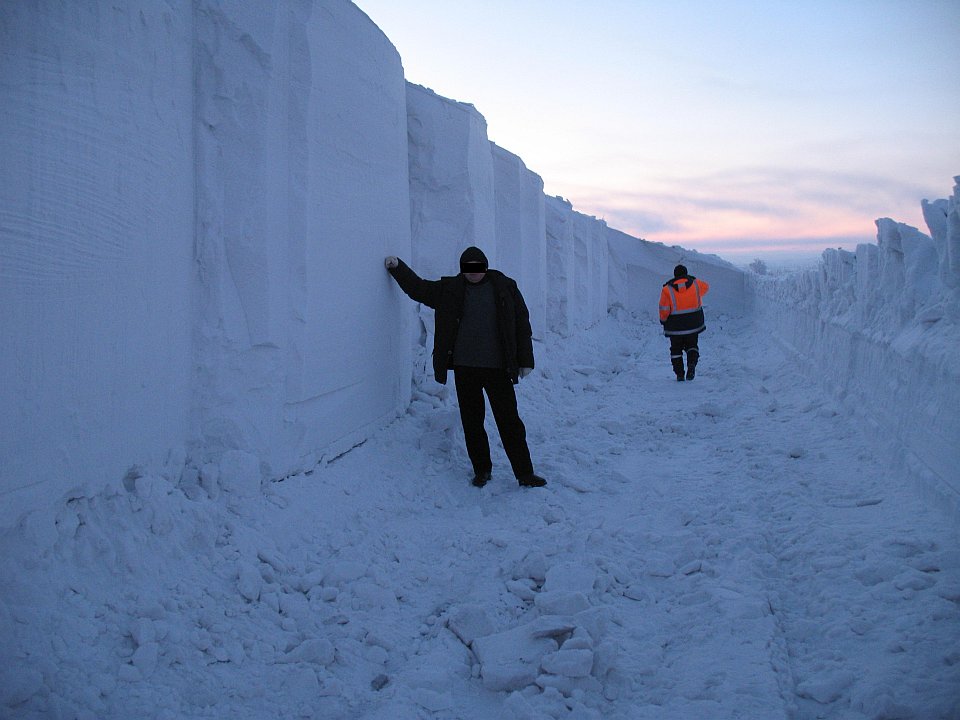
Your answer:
[659,276,709,336]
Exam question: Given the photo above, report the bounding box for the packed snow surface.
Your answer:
[3,314,957,719]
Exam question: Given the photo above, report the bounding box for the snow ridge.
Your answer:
[750,176,960,521]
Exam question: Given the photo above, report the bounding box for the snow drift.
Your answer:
[1,0,413,525]
[750,177,960,518]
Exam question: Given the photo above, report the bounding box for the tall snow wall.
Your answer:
[0,1,197,526]
[406,84,497,281]
[0,0,412,526]
[193,1,411,483]
[492,144,547,340]
[750,176,960,521]
[544,197,611,335]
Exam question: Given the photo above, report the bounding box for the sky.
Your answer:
[353,0,960,265]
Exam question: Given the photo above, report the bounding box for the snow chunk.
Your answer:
[473,619,575,692]
[543,561,596,595]
[446,604,495,646]
[535,672,603,697]
[132,642,159,677]
[540,648,594,677]
[535,591,590,616]
[280,638,335,666]
[237,562,262,602]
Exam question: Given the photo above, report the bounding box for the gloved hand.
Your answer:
[519,367,533,379]
[384,256,399,269]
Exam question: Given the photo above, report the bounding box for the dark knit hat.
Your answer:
[673,264,688,279]
[460,246,489,273]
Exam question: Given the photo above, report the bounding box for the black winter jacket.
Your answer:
[388,259,534,384]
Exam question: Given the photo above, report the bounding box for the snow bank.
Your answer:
[0,0,196,526]
[492,144,547,339]
[751,176,960,520]
[406,83,496,280]
[0,0,412,526]
[544,197,611,335]
[192,0,411,481]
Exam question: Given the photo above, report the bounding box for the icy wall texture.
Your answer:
[0,0,412,525]
[0,1,197,525]
[543,196,611,335]
[406,84,496,281]
[192,1,411,482]
[751,177,960,517]
[492,144,547,340]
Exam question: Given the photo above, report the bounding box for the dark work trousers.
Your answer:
[669,333,700,375]
[453,366,534,478]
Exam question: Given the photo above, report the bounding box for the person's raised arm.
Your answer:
[383,256,441,309]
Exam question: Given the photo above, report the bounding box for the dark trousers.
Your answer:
[669,334,700,375]
[453,366,534,478]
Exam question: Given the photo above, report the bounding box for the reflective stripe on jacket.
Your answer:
[659,276,709,336]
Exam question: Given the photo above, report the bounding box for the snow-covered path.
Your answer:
[2,315,958,719]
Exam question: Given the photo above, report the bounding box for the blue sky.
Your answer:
[354,0,959,265]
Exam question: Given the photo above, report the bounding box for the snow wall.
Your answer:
[0,0,748,529]
[0,0,412,526]
[1,1,198,526]
[750,176,960,521]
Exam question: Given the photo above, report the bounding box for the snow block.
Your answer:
[543,562,597,595]
[472,619,572,692]
[544,197,609,334]
[446,604,496,646]
[492,143,547,339]
[280,638,335,667]
[0,0,413,526]
[193,0,412,485]
[535,590,590,616]
[406,83,496,280]
[237,562,262,602]
[0,0,195,527]
[540,648,594,678]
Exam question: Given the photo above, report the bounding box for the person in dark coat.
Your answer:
[385,246,546,488]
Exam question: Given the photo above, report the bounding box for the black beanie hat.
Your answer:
[674,264,688,278]
[460,246,489,273]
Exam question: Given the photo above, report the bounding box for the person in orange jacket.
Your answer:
[659,264,710,381]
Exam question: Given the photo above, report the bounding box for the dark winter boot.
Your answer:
[472,469,491,487]
[671,355,685,381]
[686,349,699,381]
[518,474,547,488]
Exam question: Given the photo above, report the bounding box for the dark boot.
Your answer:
[472,469,491,487]
[686,349,699,381]
[671,355,685,381]
[518,474,547,488]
